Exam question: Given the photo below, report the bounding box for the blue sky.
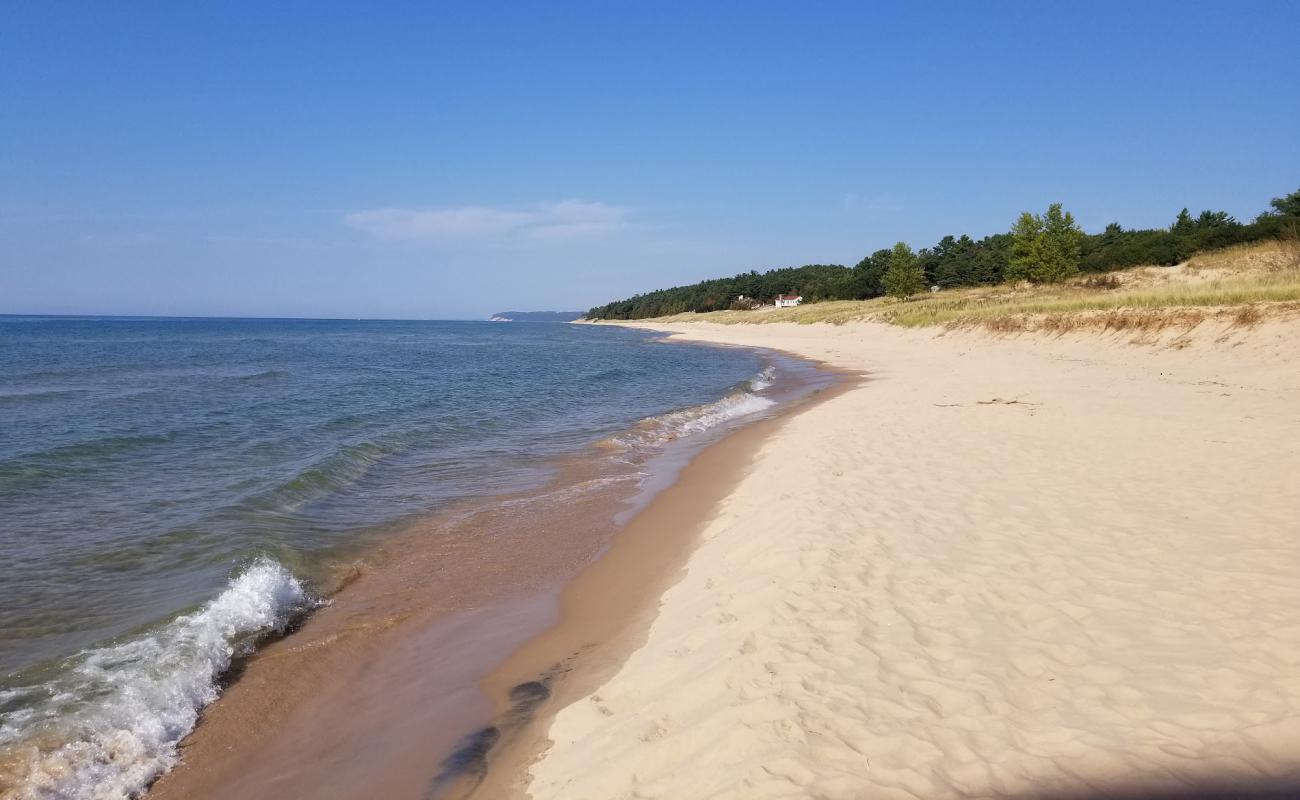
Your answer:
[2,1,1298,319]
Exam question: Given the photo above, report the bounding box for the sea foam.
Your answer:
[0,559,308,800]
[748,365,776,392]
[611,365,779,454]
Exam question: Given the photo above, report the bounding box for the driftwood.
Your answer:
[932,397,1043,408]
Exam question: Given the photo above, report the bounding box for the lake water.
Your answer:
[0,316,792,798]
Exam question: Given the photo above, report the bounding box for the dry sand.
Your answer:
[527,318,1300,799]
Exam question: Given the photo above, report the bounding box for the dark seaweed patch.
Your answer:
[425,669,563,799]
[501,681,550,726]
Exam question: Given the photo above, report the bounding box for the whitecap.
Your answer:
[0,559,309,800]
[611,365,779,454]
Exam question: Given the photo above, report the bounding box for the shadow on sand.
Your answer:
[423,661,1300,800]
[1019,782,1300,800]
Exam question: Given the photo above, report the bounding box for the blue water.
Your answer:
[0,316,787,798]
[0,317,766,676]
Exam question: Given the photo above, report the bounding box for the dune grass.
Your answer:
[640,240,1300,332]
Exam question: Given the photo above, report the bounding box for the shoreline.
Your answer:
[523,316,1300,798]
[140,343,842,800]
[463,363,859,799]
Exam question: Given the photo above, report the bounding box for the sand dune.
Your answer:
[528,318,1300,799]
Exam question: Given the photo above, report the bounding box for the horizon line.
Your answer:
[0,312,507,323]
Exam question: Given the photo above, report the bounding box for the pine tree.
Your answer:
[883,242,926,299]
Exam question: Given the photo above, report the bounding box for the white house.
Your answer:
[774,293,803,308]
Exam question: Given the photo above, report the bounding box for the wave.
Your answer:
[246,440,396,513]
[747,365,776,392]
[493,474,639,512]
[609,365,778,454]
[583,366,633,382]
[230,369,290,383]
[0,559,311,800]
[0,434,177,485]
[0,388,89,407]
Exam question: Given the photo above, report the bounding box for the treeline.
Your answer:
[587,187,1300,320]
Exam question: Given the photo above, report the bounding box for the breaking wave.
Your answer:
[747,365,776,392]
[0,559,311,800]
[609,365,778,454]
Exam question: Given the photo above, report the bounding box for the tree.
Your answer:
[932,234,980,287]
[1254,188,1300,240]
[883,242,926,299]
[1006,211,1043,283]
[849,248,892,298]
[1267,188,1300,219]
[1006,203,1083,283]
[1042,204,1084,281]
[583,188,1294,320]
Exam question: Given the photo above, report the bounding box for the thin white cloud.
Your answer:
[342,200,629,242]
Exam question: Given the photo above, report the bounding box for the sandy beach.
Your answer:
[523,317,1300,798]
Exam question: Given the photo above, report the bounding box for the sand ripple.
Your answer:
[529,319,1300,799]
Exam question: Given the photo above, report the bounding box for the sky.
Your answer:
[2,1,1298,319]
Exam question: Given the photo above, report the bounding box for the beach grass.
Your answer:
[638,240,1300,332]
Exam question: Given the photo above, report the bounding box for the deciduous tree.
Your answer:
[883,242,926,299]
[1006,203,1083,283]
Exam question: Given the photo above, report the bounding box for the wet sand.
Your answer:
[145,349,843,799]
[146,456,618,800]
[464,373,859,800]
